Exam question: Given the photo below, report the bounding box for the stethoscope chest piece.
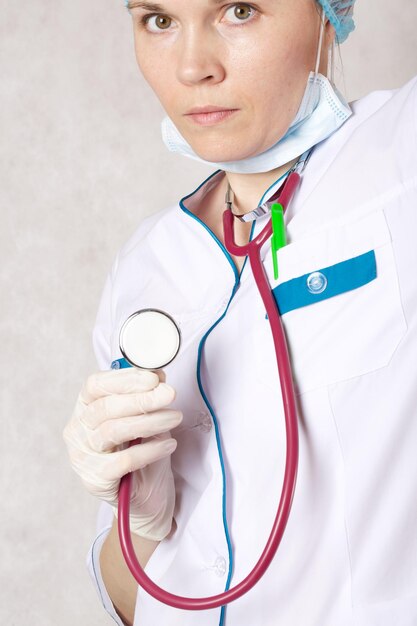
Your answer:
[119,309,181,370]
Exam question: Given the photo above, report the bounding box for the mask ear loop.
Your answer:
[314,7,326,77]
[315,8,335,85]
[305,7,325,112]
[328,39,335,85]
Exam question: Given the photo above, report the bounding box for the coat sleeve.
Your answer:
[85,502,127,626]
[85,257,128,626]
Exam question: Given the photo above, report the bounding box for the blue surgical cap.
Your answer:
[316,0,356,43]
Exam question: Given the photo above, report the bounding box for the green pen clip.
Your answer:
[270,203,287,280]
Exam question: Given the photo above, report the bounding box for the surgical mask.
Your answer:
[160,11,353,174]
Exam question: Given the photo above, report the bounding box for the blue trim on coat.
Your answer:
[180,176,252,625]
[111,358,131,370]
[194,281,241,626]
[179,168,290,626]
[179,170,240,284]
[178,166,290,286]
[178,221,255,624]
[273,250,377,315]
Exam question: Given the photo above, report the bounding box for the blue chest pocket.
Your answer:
[253,208,407,393]
[272,250,377,315]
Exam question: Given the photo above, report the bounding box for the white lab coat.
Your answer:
[86,74,417,626]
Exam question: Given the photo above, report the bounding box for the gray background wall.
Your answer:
[1,1,416,624]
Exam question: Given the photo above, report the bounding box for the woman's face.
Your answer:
[129,0,334,163]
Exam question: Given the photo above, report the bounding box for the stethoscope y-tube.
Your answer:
[116,168,303,610]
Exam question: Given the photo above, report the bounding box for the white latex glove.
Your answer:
[63,368,183,541]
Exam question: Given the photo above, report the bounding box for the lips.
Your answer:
[185,105,236,115]
[184,106,239,126]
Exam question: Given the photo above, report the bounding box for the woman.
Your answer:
[63,1,417,625]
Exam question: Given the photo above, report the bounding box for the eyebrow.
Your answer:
[128,2,164,9]
[127,0,225,10]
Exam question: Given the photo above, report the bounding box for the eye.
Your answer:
[224,4,256,24]
[144,14,174,33]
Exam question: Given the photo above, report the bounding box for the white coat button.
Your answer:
[307,271,327,294]
[213,557,227,577]
[199,412,212,433]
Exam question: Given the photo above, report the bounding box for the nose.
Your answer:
[176,29,226,86]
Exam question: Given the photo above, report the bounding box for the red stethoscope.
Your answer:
[114,150,312,610]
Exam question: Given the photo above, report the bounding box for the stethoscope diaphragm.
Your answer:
[119,308,181,370]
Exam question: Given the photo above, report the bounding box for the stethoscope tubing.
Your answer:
[117,171,301,610]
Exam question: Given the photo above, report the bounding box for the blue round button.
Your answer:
[307,271,327,294]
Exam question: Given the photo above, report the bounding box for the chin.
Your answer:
[187,140,259,165]
[184,126,275,164]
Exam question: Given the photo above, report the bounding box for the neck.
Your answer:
[224,157,299,216]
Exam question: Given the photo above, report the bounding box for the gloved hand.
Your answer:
[62,368,183,541]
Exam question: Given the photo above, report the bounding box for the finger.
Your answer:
[79,368,160,405]
[103,437,178,481]
[87,410,183,453]
[81,382,176,430]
